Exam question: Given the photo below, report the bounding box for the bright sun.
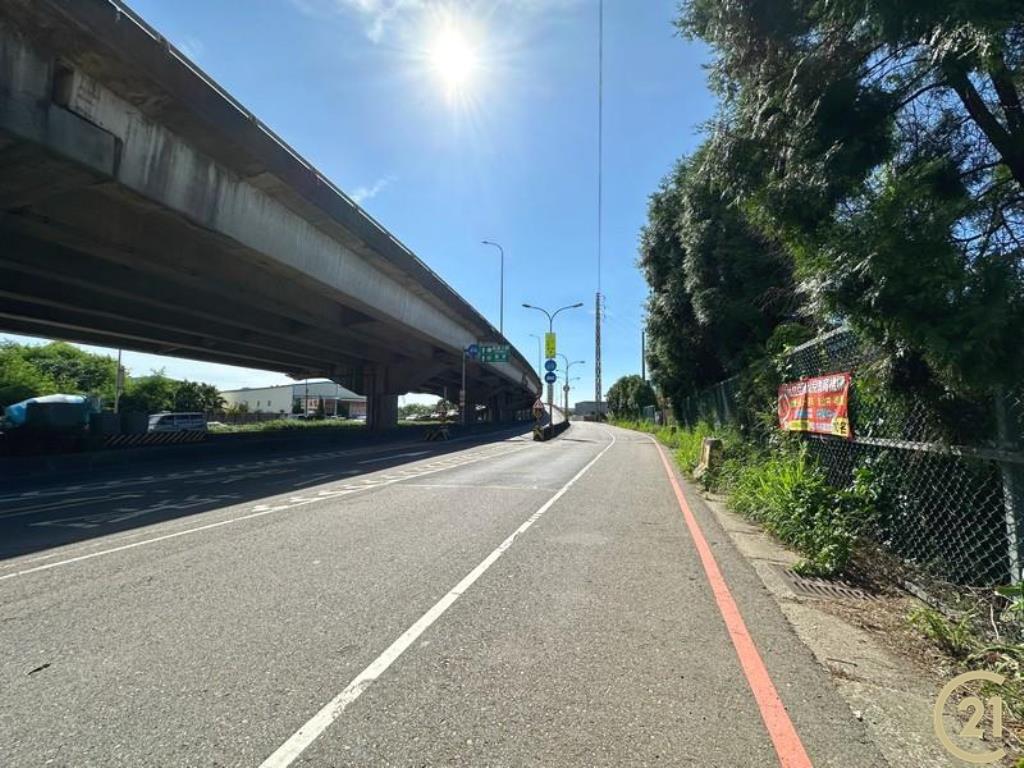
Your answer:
[427,19,480,101]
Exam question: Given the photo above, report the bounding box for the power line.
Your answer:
[594,0,604,403]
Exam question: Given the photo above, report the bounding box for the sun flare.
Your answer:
[427,18,480,101]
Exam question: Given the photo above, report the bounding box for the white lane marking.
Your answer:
[0,431,527,503]
[0,444,530,582]
[0,494,145,521]
[257,428,617,768]
[356,450,430,465]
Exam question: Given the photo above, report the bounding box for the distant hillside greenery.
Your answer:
[644,0,1024,420]
[0,341,223,413]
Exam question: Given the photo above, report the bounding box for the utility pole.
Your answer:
[594,0,604,404]
[114,348,123,414]
[641,329,646,381]
[595,293,602,401]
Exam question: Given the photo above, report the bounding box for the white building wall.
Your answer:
[221,386,293,414]
[221,381,366,414]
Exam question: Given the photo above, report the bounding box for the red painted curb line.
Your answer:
[655,442,814,768]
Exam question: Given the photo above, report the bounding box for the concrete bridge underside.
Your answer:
[0,0,539,429]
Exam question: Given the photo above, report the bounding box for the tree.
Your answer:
[172,380,223,412]
[606,375,657,421]
[679,0,1024,393]
[0,344,57,407]
[399,402,435,419]
[226,401,249,416]
[640,156,801,419]
[0,341,226,414]
[20,342,117,400]
[0,341,117,407]
[119,370,177,414]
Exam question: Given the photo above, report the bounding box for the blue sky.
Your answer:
[3,0,715,403]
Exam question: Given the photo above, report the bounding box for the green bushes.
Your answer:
[670,422,714,472]
[728,447,855,575]
[208,419,363,434]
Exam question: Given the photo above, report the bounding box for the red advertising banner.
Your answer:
[777,372,853,438]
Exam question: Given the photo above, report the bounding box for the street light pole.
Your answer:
[522,301,583,434]
[558,355,585,415]
[481,240,505,336]
[528,333,542,377]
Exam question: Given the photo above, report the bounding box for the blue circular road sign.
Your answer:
[544,359,557,372]
[466,344,479,359]
[544,371,558,384]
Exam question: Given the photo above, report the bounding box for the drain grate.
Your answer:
[778,567,873,601]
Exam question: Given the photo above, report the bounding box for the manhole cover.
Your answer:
[778,567,873,601]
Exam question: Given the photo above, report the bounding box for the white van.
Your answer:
[147,412,208,433]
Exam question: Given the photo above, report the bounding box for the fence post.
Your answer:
[995,389,1024,584]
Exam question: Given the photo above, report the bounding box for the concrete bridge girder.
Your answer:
[0,3,541,416]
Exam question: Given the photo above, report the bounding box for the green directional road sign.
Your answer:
[477,343,510,363]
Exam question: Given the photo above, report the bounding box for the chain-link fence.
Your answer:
[677,374,742,430]
[678,327,1024,593]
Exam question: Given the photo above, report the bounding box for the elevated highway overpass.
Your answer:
[0,0,540,429]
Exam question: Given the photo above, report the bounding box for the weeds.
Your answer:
[728,446,864,576]
[908,605,1024,726]
[908,606,978,658]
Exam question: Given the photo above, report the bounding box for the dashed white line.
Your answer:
[0,444,529,582]
[356,450,430,465]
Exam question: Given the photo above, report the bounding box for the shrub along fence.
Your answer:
[677,327,1024,592]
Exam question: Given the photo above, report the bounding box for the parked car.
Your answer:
[148,412,208,433]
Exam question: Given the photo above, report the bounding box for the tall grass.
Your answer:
[610,419,714,472]
[728,447,859,575]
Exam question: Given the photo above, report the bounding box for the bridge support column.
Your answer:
[368,393,398,432]
[488,392,515,423]
[364,367,399,432]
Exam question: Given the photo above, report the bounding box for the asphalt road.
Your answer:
[0,422,886,766]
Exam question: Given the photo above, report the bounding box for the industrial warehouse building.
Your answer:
[220,380,367,418]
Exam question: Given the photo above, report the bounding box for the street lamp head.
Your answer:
[522,303,533,309]
[572,302,584,308]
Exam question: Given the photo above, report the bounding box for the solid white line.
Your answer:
[257,428,616,768]
[0,444,529,583]
[292,473,331,488]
